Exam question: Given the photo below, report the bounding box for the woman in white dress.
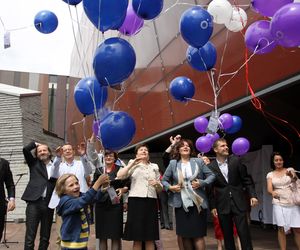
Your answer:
[266,152,300,250]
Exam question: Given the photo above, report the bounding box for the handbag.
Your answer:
[290,179,300,206]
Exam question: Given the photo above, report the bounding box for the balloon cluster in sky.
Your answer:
[194,113,249,156]
[246,0,300,54]
[67,0,163,150]
[33,0,164,150]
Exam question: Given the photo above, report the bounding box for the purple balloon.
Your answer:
[219,113,233,130]
[231,137,250,156]
[195,136,213,153]
[245,20,277,54]
[251,0,293,17]
[92,120,100,135]
[194,116,209,133]
[205,133,220,144]
[270,3,300,48]
[212,133,220,143]
[119,3,144,36]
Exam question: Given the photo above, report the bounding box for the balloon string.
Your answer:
[184,98,214,107]
[244,48,297,156]
[67,4,88,77]
[71,116,87,142]
[217,29,229,86]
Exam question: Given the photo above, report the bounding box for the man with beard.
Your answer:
[208,138,258,250]
[22,141,60,250]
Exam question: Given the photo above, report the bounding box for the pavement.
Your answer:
[0,222,299,249]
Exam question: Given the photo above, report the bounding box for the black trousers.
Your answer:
[218,199,253,250]
[158,192,173,228]
[0,202,7,242]
[24,199,54,250]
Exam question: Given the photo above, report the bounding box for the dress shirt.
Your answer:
[181,162,192,179]
[39,157,61,198]
[217,159,229,182]
[48,155,93,209]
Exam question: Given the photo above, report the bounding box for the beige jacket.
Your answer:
[119,160,161,199]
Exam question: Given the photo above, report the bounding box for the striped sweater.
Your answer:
[57,188,100,249]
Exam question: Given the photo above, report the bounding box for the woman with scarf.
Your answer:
[162,139,215,250]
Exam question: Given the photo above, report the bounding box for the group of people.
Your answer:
[0,134,299,250]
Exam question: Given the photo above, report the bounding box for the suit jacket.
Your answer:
[208,155,257,214]
[0,158,15,204]
[21,141,57,204]
[162,157,215,209]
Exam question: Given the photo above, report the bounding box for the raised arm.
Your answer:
[86,133,100,167]
[23,141,37,166]
[117,157,142,179]
[50,146,62,178]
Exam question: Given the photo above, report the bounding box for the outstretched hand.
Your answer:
[77,142,86,156]
[170,134,181,146]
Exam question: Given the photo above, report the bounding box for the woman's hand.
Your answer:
[169,184,182,193]
[130,156,144,166]
[272,191,280,199]
[191,179,200,189]
[286,169,297,181]
[116,187,128,199]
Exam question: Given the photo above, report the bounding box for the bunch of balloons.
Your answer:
[180,6,218,72]
[193,113,250,156]
[245,1,300,54]
[207,0,248,32]
[81,0,163,33]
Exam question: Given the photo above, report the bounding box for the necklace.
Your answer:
[106,164,115,174]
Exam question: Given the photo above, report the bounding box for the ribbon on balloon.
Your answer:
[244,47,299,156]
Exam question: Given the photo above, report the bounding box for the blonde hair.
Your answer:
[55,174,78,197]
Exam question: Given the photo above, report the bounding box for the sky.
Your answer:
[0,0,83,76]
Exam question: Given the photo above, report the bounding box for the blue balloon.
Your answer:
[93,37,136,87]
[83,0,128,32]
[34,10,58,34]
[225,115,243,134]
[74,77,108,115]
[187,42,217,71]
[132,0,164,20]
[62,0,82,5]
[180,6,213,48]
[99,111,136,150]
[169,76,195,102]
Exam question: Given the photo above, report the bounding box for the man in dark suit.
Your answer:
[208,138,258,250]
[0,157,15,242]
[22,141,60,250]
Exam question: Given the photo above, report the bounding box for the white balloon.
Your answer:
[294,0,300,2]
[207,0,233,24]
[225,7,247,32]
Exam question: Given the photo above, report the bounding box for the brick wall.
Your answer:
[0,92,64,221]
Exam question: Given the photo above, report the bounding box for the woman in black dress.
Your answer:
[93,150,129,250]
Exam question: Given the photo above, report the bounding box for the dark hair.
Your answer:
[35,144,52,160]
[212,138,227,150]
[134,143,149,154]
[270,152,285,170]
[173,139,196,161]
[104,150,118,162]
